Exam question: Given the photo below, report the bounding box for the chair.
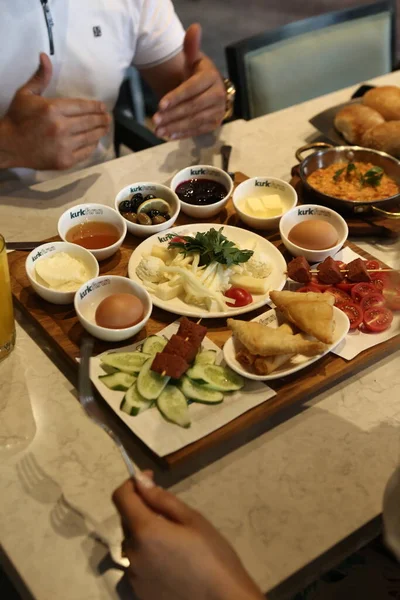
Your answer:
[225,0,396,120]
[113,67,164,156]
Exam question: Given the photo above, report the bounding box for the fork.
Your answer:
[79,337,139,480]
[17,453,128,566]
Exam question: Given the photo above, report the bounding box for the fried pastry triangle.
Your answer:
[280,301,334,344]
[227,319,326,357]
[270,290,334,307]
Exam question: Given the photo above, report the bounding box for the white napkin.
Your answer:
[90,321,276,457]
[328,247,400,360]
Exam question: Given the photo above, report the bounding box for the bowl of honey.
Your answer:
[58,203,127,261]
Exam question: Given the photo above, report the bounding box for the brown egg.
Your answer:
[95,293,144,329]
[288,220,338,250]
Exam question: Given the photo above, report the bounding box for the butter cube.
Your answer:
[261,194,282,211]
[246,197,265,216]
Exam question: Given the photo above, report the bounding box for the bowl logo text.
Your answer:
[79,278,110,299]
[297,208,331,217]
[31,246,56,262]
[70,208,103,219]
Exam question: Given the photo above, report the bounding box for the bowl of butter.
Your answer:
[232,177,297,230]
[26,241,99,304]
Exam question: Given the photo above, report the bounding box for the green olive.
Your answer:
[151,215,167,225]
[124,212,138,223]
[137,212,152,225]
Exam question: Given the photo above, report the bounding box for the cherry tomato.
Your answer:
[324,287,351,306]
[365,259,380,270]
[360,293,386,311]
[297,285,321,293]
[336,281,356,293]
[224,287,253,307]
[170,236,186,244]
[351,282,377,303]
[310,275,332,291]
[370,272,388,292]
[363,306,393,333]
[340,302,363,330]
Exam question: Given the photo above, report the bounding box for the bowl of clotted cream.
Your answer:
[26,241,99,304]
[232,177,297,230]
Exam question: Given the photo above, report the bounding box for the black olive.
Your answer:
[133,193,144,202]
[161,212,170,219]
[148,209,160,218]
[144,194,156,200]
[119,199,133,213]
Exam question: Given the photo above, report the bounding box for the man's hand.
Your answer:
[1,53,110,171]
[113,476,265,600]
[152,24,226,140]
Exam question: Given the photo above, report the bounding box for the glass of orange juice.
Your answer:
[0,235,16,360]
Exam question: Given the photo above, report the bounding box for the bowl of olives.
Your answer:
[115,182,180,238]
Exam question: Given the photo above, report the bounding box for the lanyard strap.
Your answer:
[40,0,54,55]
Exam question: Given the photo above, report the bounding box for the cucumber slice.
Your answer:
[100,364,118,375]
[194,349,217,366]
[186,364,244,392]
[179,376,223,404]
[142,335,168,356]
[157,385,191,428]
[137,357,170,400]
[99,372,136,391]
[100,352,151,374]
[120,383,152,416]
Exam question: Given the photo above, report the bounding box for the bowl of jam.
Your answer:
[115,182,180,238]
[58,203,127,261]
[171,165,234,219]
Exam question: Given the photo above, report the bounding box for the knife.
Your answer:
[6,241,43,251]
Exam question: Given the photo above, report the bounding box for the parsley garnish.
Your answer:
[346,162,356,176]
[333,163,383,188]
[169,227,254,267]
[360,166,384,188]
[333,167,345,182]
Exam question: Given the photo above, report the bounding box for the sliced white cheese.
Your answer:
[35,252,89,292]
[153,281,183,301]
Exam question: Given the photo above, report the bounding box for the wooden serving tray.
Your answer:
[8,173,400,466]
[290,166,400,238]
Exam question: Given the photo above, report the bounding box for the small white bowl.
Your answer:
[233,177,297,230]
[115,182,180,238]
[26,242,99,305]
[58,203,127,261]
[74,275,152,342]
[279,204,348,263]
[170,165,234,219]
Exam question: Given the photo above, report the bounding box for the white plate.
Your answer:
[90,320,276,457]
[127,223,287,319]
[223,306,350,381]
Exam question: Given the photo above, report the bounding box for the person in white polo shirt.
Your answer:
[0,0,233,185]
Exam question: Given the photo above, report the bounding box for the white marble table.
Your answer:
[1,73,400,600]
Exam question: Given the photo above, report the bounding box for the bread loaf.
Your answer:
[360,121,400,158]
[334,104,384,144]
[363,86,400,121]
